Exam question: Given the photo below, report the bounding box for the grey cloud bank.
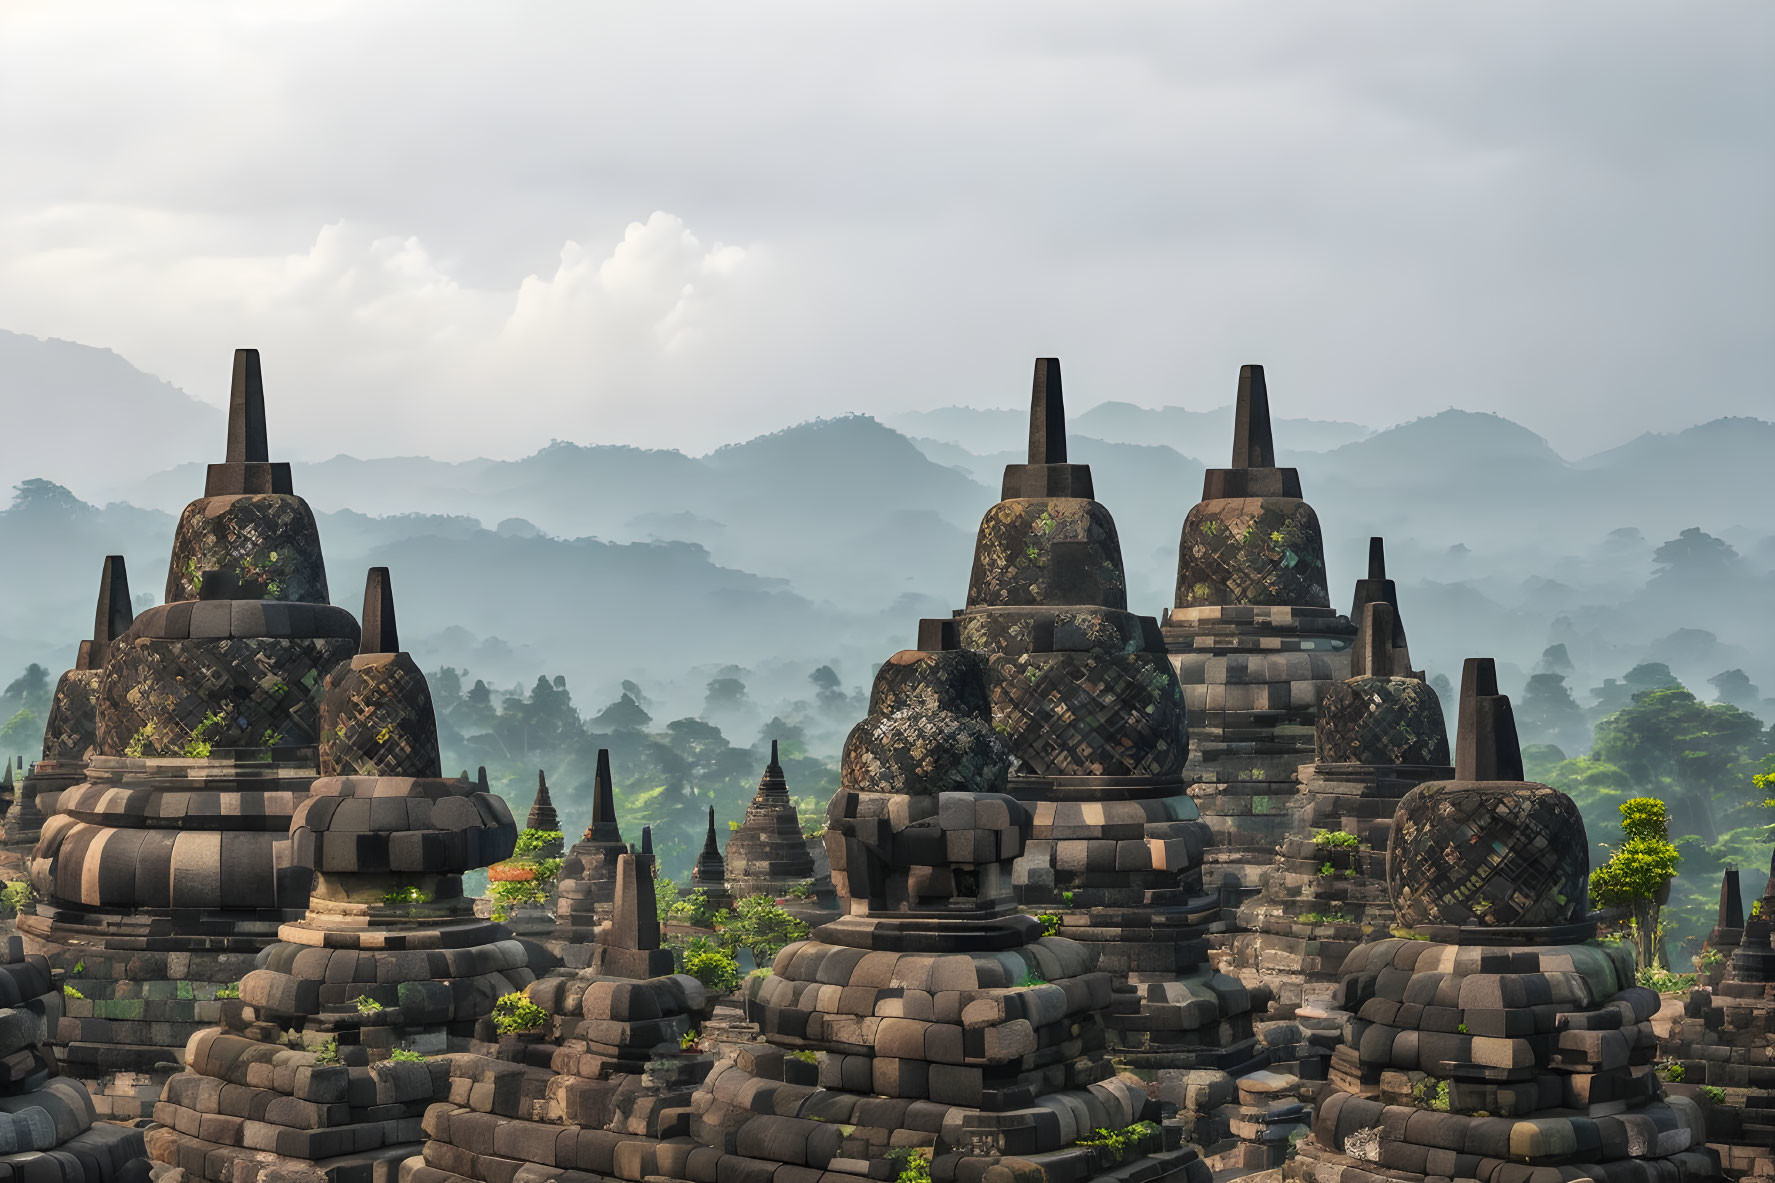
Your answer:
[0,0,1768,459]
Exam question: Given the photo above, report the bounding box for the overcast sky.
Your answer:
[1,1,1769,460]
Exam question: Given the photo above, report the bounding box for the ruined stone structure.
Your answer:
[1163,366,1355,890]
[147,568,530,1183]
[0,557,135,884]
[940,359,1253,1084]
[723,741,835,914]
[1226,546,1452,1019]
[1659,857,1775,1178]
[405,841,716,1183]
[555,751,627,944]
[21,349,359,1119]
[687,807,732,913]
[1289,658,1715,1183]
[0,934,149,1183]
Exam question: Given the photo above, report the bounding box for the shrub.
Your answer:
[669,888,723,930]
[1038,913,1063,937]
[383,885,430,906]
[682,937,742,993]
[1591,798,1680,971]
[387,1048,427,1063]
[492,991,547,1035]
[215,982,241,1000]
[1701,1085,1727,1104]
[718,895,808,963]
[1660,1062,1686,1083]
[513,828,563,858]
[1639,967,1697,993]
[313,1039,342,1065]
[1312,829,1359,850]
[0,881,32,915]
[1076,1122,1160,1155]
[885,1147,932,1183]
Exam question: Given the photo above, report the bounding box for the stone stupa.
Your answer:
[1225,543,1453,1020]
[555,750,629,944]
[1163,366,1356,890]
[147,567,530,1183]
[687,805,733,913]
[22,348,361,1119]
[723,741,835,915]
[1288,657,1715,1183]
[945,358,1254,1076]
[0,555,134,884]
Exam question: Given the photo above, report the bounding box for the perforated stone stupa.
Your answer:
[944,359,1252,1072]
[1163,366,1355,890]
[723,741,835,914]
[1226,546,1452,1018]
[20,348,360,1119]
[1288,657,1715,1183]
[1659,851,1775,1178]
[0,556,134,884]
[148,568,530,1183]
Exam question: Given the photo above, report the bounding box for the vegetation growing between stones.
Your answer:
[215,982,240,1000]
[313,1039,342,1066]
[1312,829,1359,849]
[885,1147,931,1183]
[492,991,547,1035]
[387,1048,426,1063]
[1075,1122,1160,1156]
[680,937,741,993]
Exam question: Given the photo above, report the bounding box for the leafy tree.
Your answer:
[718,894,809,964]
[704,675,751,714]
[1,664,52,717]
[1588,663,1681,724]
[681,936,740,993]
[591,692,652,733]
[0,709,42,761]
[1590,798,1680,971]
[1709,669,1762,714]
[1536,644,1575,677]
[1516,673,1589,756]
[757,717,808,758]
[1651,527,1742,582]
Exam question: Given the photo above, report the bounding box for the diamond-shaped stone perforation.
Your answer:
[1316,677,1450,767]
[318,656,441,778]
[165,493,329,604]
[985,651,1188,778]
[1175,497,1329,609]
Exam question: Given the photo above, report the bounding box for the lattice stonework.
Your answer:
[1389,782,1589,929]
[1174,496,1330,609]
[97,636,359,755]
[984,650,1188,778]
[165,494,329,604]
[317,654,442,778]
[41,669,101,761]
[1316,677,1451,767]
[966,498,1128,610]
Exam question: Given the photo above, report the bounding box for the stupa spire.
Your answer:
[582,748,623,843]
[1347,536,1410,668]
[1028,357,1067,465]
[1231,364,1276,469]
[526,770,560,834]
[1719,868,1745,930]
[1453,657,1524,782]
[77,555,135,671]
[203,347,293,497]
[1368,536,1387,581]
[700,806,720,856]
[997,357,1094,499]
[358,567,399,655]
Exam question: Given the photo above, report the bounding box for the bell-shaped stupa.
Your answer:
[946,359,1251,1068]
[21,349,360,1119]
[1163,366,1356,889]
[1226,546,1453,1021]
[1289,658,1715,1183]
[148,568,531,1183]
[0,555,134,882]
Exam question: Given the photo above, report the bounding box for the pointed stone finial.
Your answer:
[769,738,781,770]
[1719,868,1744,929]
[1352,602,1398,680]
[76,555,135,671]
[1368,536,1386,581]
[359,567,399,655]
[1231,365,1276,469]
[227,349,269,465]
[701,806,721,855]
[1028,358,1066,466]
[1453,657,1524,782]
[583,748,623,844]
[608,852,661,953]
[204,348,293,496]
[639,826,653,857]
[476,766,490,792]
[998,358,1094,499]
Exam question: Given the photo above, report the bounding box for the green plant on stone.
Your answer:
[182,709,226,759]
[513,828,563,858]
[352,995,379,1015]
[492,991,547,1035]
[63,984,83,999]
[0,881,33,915]
[1312,829,1359,850]
[1318,862,1335,877]
[1659,1062,1686,1083]
[1061,890,1074,906]
[1075,1122,1159,1156]
[1038,913,1063,937]
[1638,966,1697,993]
[1017,970,1046,988]
[1299,912,1352,926]
[72,960,83,975]
[1457,1023,1469,1034]
[790,1049,818,1064]
[681,937,742,993]
[885,1147,932,1183]
[1701,1085,1727,1104]
[785,881,813,900]
[123,722,157,759]
[215,982,241,1000]
[679,1029,701,1051]
[1699,947,1724,974]
[387,1049,426,1063]
[383,884,431,906]
[717,895,808,963]
[313,1039,342,1066]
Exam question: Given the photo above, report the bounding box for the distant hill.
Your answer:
[0,330,221,496]
[889,402,1370,460]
